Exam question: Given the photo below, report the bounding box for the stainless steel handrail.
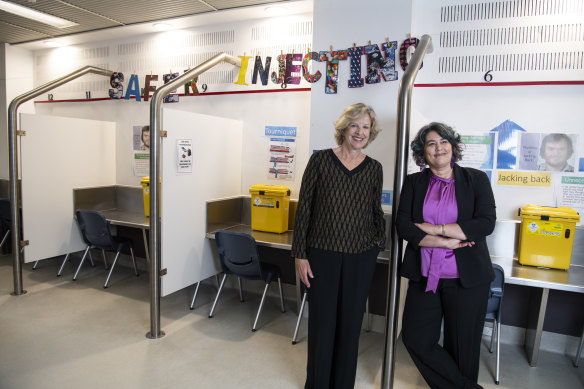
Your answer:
[381,34,433,389]
[147,52,241,339]
[7,66,113,296]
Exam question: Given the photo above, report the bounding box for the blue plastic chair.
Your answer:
[208,229,285,331]
[292,282,309,344]
[485,263,505,385]
[74,209,138,288]
[575,326,584,367]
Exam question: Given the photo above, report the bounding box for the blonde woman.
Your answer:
[292,103,386,389]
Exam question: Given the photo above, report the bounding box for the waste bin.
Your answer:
[518,204,580,269]
[140,177,151,217]
[249,184,291,233]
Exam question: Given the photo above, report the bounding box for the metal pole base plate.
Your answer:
[145,330,165,339]
[10,290,27,296]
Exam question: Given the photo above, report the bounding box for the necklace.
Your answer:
[334,147,365,170]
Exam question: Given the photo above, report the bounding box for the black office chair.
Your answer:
[485,263,505,385]
[189,274,221,310]
[208,229,285,331]
[575,326,584,367]
[292,282,309,344]
[74,209,138,288]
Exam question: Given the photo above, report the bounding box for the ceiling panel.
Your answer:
[0,0,295,45]
[209,0,284,11]
[68,0,213,25]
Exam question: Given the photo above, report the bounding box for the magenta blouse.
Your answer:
[421,174,459,293]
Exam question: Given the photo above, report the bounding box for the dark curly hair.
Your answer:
[411,122,464,167]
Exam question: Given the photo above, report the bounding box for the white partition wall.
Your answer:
[161,108,243,296]
[19,113,116,262]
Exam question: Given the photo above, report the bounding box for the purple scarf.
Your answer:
[421,174,459,293]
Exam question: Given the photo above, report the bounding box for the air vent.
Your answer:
[79,47,110,59]
[439,51,584,73]
[250,44,310,58]
[437,0,584,76]
[251,21,312,41]
[441,24,584,47]
[118,41,152,56]
[441,0,583,22]
[185,31,235,46]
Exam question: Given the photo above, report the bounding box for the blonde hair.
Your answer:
[334,103,381,148]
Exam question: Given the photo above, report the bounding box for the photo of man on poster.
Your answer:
[538,133,575,172]
[140,126,150,151]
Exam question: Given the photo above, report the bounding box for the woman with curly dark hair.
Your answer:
[396,122,496,389]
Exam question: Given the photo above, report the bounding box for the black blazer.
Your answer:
[396,164,496,288]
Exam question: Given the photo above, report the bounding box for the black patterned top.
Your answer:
[291,149,386,259]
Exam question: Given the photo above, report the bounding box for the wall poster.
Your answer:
[555,175,584,226]
[132,124,150,176]
[176,139,193,174]
[267,137,296,180]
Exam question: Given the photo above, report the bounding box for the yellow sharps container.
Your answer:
[249,184,291,233]
[518,204,580,269]
[140,177,151,216]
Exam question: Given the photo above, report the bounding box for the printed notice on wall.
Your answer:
[265,126,297,137]
[267,137,296,179]
[458,134,495,170]
[176,139,193,174]
[555,175,584,226]
[496,171,552,187]
[133,125,150,176]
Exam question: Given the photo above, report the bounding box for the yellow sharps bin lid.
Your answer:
[249,184,291,196]
[520,204,580,222]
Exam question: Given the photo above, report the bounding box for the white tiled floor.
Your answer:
[1,254,582,389]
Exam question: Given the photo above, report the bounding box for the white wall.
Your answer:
[310,0,414,194]
[0,44,34,179]
[20,114,116,262]
[175,93,310,196]
[161,109,243,296]
[33,92,311,196]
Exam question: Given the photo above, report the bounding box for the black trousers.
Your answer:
[304,247,378,389]
[401,278,490,389]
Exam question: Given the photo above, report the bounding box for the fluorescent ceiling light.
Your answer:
[0,0,78,28]
[264,6,287,16]
[153,23,173,31]
[43,40,66,47]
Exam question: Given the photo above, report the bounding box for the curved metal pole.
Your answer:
[381,34,433,389]
[147,52,241,339]
[7,66,113,296]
